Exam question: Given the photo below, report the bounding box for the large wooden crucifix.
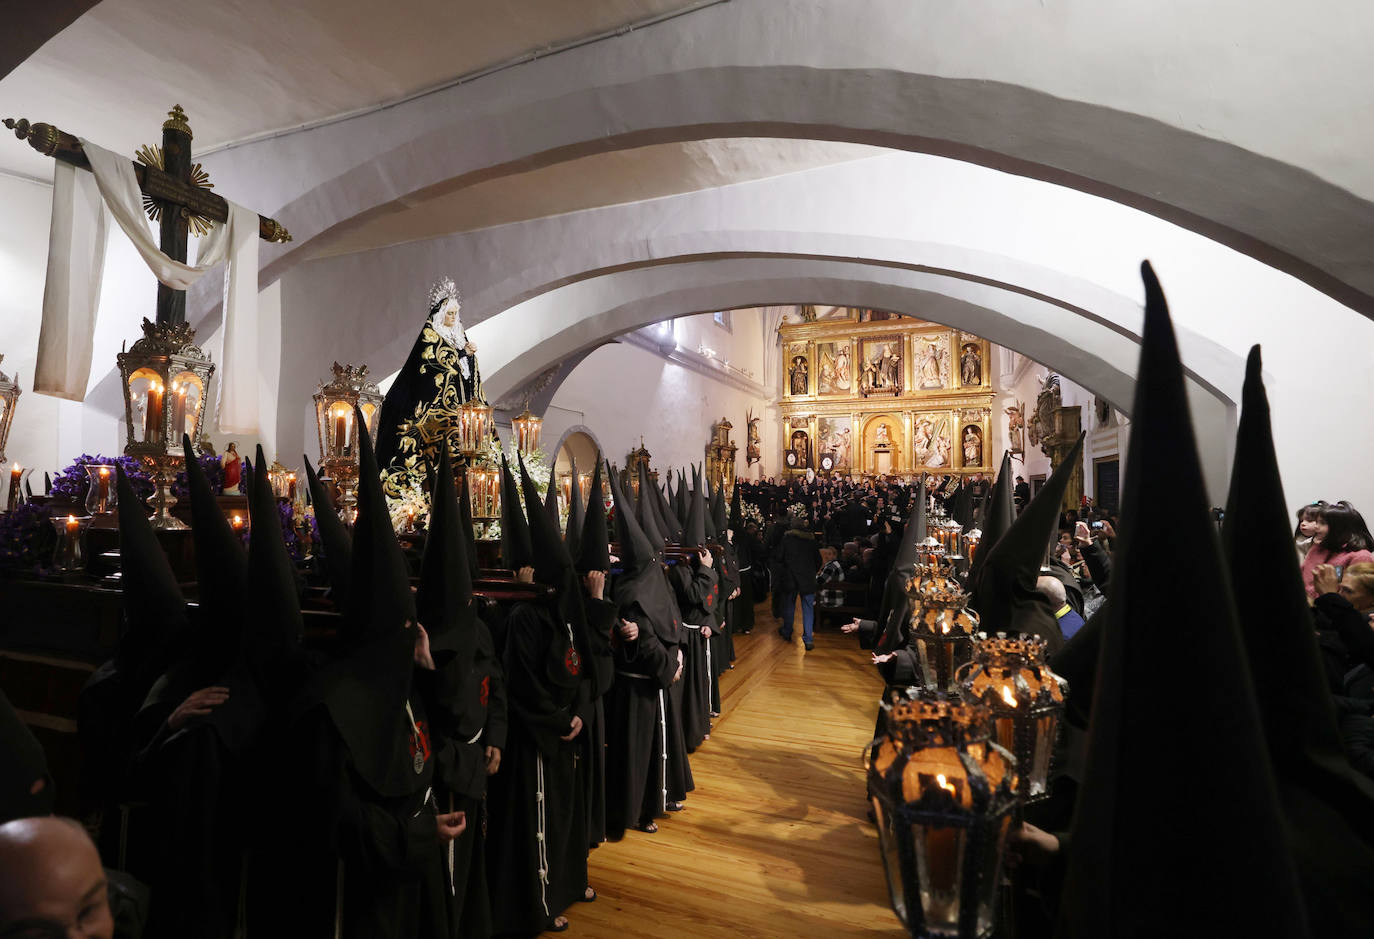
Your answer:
[4,104,291,326]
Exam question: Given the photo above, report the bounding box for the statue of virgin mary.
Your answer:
[376,277,487,499]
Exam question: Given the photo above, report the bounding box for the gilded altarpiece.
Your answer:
[779,313,994,479]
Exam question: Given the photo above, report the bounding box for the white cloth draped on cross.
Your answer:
[36,138,260,435]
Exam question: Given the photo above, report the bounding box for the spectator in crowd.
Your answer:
[1301,501,1374,598]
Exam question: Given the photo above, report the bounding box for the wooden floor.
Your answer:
[566,605,906,937]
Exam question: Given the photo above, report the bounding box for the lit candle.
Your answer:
[334,412,347,455]
[96,466,110,514]
[65,514,79,535]
[170,383,187,436]
[6,463,20,512]
[287,473,297,501]
[144,382,163,443]
[231,514,244,531]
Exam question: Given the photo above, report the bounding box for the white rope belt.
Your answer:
[658,690,668,814]
[465,728,483,746]
[681,622,705,631]
[616,671,653,680]
[536,753,550,917]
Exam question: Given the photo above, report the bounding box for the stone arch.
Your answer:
[198,34,1374,320]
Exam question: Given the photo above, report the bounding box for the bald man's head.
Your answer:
[0,817,112,938]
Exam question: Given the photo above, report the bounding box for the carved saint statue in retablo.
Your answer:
[376,277,487,499]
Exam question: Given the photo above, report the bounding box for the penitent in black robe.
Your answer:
[417,616,508,939]
[580,595,617,849]
[713,544,741,698]
[486,601,589,935]
[603,606,680,838]
[274,694,445,939]
[669,561,718,751]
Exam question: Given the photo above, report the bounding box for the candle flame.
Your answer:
[67,515,76,523]
[99,467,109,477]
[936,774,957,796]
[232,515,243,527]
[1001,686,1018,708]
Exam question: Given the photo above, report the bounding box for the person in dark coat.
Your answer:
[776,515,822,650]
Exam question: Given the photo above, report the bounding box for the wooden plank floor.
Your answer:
[566,604,906,937]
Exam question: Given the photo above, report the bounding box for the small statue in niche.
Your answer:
[961,343,982,386]
[963,425,983,466]
[746,408,762,466]
[875,422,891,446]
[789,355,809,395]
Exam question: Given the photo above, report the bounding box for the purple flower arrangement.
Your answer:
[51,452,225,507]
[0,501,56,573]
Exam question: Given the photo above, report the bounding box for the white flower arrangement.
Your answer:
[786,502,809,521]
[740,502,764,527]
[387,479,431,534]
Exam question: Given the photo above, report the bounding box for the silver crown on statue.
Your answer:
[427,276,461,312]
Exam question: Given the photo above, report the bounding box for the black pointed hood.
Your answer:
[675,470,689,526]
[181,432,248,678]
[246,444,304,689]
[564,455,585,562]
[607,461,678,641]
[968,450,1013,589]
[345,406,416,643]
[499,453,534,570]
[308,407,428,800]
[303,454,352,609]
[520,451,592,675]
[520,452,566,589]
[952,479,975,531]
[114,463,187,686]
[457,463,482,585]
[703,470,719,541]
[1056,262,1308,938]
[653,476,683,544]
[542,461,560,531]
[969,434,1083,655]
[634,461,666,550]
[577,461,611,573]
[685,465,708,547]
[711,481,728,541]
[1221,345,1374,932]
[0,688,53,823]
[418,445,477,670]
[876,476,927,651]
[140,434,260,754]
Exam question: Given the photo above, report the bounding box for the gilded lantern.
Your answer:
[906,568,980,693]
[115,318,215,529]
[866,694,1019,939]
[956,634,1067,803]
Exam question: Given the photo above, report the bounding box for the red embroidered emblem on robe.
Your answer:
[479,675,491,708]
[565,647,581,676]
[409,720,433,763]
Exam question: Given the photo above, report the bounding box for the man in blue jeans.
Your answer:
[777,515,823,650]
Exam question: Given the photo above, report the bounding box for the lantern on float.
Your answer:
[866,693,1019,939]
[312,362,382,523]
[957,634,1067,803]
[906,567,980,693]
[116,319,214,529]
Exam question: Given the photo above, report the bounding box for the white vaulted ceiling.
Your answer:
[0,0,703,179]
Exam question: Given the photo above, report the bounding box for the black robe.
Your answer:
[602,607,679,838]
[713,545,741,701]
[728,536,755,640]
[486,601,589,935]
[580,595,617,849]
[668,561,718,750]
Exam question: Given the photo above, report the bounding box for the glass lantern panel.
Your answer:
[914,821,967,931]
[169,371,203,441]
[329,404,353,457]
[1029,713,1060,799]
[973,814,1013,936]
[128,368,165,444]
[872,797,908,926]
[359,401,378,436]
